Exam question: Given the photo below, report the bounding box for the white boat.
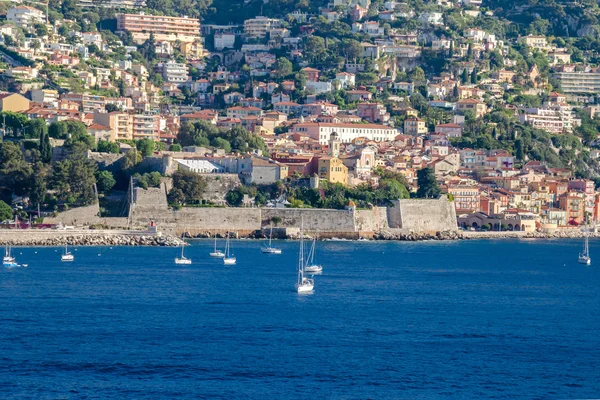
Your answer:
[3,244,15,263]
[295,220,314,293]
[261,224,282,254]
[61,244,74,262]
[223,233,236,265]
[209,236,225,258]
[175,242,192,265]
[304,237,323,273]
[578,230,591,265]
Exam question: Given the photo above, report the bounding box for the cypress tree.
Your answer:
[471,67,478,84]
[39,130,52,163]
[461,68,469,84]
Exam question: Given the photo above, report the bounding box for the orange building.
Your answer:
[559,190,586,225]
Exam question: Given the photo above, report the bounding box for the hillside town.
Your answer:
[1,0,600,234]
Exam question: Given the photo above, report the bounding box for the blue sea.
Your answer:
[1,239,599,399]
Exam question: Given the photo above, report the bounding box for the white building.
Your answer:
[305,81,332,94]
[335,72,356,89]
[291,122,398,145]
[175,159,225,173]
[160,62,189,84]
[7,6,45,29]
[214,33,236,50]
[243,17,281,39]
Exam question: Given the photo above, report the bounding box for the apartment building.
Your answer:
[159,62,189,84]
[243,17,282,39]
[61,93,106,113]
[132,113,160,141]
[31,89,60,107]
[7,6,45,29]
[517,107,580,134]
[116,13,200,44]
[447,185,480,214]
[553,70,600,94]
[94,111,133,141]
[291,122,397,145]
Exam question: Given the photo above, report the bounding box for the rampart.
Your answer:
[388,196,457,233]
[128,188,458,237]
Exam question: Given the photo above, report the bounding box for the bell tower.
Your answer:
[329,131,340,158]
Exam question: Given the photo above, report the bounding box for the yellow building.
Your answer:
[179,40,205,59]
[318,156,348,185]
[404,117,427,135]
[0,92,30,112]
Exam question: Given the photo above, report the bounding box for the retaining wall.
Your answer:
[390,196,457,233]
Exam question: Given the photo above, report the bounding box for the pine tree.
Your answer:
[449,41,454,58]
[453,84,459,98]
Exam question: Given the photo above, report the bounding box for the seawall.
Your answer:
[128,185,458,238]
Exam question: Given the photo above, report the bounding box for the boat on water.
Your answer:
[579,230,591,265]
[61,244,74,262]
[175,241,192,265]
[261,224,282,254]
[3,245,15,263]
[295,221,314,293]
[304,237,322,273]
[209,236,225,258]
[223,233,236,265]
[3,245,23,267]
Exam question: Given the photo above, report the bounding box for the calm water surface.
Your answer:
[1,239,599,398]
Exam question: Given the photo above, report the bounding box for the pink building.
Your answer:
[568,179,595,214]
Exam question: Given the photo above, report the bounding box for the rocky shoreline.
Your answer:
[0,234,184,247]
[0,229,594,247]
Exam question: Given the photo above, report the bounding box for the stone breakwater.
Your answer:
[374,229,599,241]
[0,232,183,247]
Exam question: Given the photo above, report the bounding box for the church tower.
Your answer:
[329,131,340,158]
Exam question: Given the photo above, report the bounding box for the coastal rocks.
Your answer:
[374,230,462,241]
[0,234,183,247]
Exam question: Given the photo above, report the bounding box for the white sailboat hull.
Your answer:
[175,258,192,265]
[305,265,322,273]
[578,256,591,265]
[223,257,236,265]
[262,247,282,254]
[61,255,74,262]
[296,279,314,293]
[210,251,225,258]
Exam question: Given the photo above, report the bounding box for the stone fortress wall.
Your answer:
[129,185,458,237]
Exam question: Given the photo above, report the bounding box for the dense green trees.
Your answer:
[168,170,207,205]
[0,200,12,222]
[97,140,120,154]
[51,152,97,206]
[417,168,441,199]
[177,121,266,153]
[96,171,116,194]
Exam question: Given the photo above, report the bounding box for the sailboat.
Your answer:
[261,223,282,254]
[175,241,192,264]
[3,244,18,267]
[295,221,314,293]
[304,237,323,273]
[578,229,591,265]
[223,232,236,265]
[209,236,225,258]
[61,244,74,262]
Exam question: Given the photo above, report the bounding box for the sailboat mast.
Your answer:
[269,223,272,247]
